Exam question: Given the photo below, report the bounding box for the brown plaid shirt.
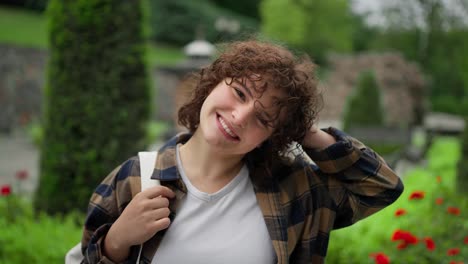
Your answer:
[81,127,403,264]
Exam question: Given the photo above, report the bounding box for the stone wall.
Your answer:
[321,52,427,127]
[0,44,47,132]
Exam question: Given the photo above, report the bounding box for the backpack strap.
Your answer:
[138,151,161,190]
[137,151,160,263]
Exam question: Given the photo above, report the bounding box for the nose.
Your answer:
[231,104,255,128]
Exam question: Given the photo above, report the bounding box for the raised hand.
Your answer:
[302,124,336,150]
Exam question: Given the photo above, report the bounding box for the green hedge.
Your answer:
[35,0,151,214]
[327,137,467,263]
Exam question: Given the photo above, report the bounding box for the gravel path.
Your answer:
[0,132,39,198]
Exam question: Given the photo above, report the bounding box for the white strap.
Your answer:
[138,151,161,190]
[137,151,161,263]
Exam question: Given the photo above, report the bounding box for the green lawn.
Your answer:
[0,5,184,66]
[0,6,48,48]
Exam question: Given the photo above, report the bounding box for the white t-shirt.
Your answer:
[151,145,276,264]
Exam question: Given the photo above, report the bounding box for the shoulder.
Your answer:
[90,156,142,207]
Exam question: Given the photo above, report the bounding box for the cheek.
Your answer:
[250,127,272,144]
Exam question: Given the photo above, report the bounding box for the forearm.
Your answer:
[103,228,131,263]
[303,127,404,226]
[302,128,336,150]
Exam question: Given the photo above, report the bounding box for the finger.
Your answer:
[152,217,171,232]
[151,207,171,221]
[149,196,170,209]
[142,185,175,199]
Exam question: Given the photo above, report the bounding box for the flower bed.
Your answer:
[327,137,467,263]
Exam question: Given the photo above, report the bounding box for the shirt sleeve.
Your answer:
[303,127,404,229]
[81,157,140,264]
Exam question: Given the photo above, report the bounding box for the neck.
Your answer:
[179,130,244,191]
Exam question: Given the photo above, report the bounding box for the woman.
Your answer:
[81,40,404,264]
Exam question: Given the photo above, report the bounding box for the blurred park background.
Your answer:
[0,0,467,263]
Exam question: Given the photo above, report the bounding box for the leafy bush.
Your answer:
[327,137,468,263]
[36,0,151,214]
[0,192,82,263]
[149,0,259,46]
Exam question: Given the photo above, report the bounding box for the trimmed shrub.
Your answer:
[35,0,151,214]
[343,70,385,132]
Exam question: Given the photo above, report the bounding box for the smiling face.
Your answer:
[196,77,285,155]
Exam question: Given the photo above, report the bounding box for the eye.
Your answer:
[258,118,268,127]
[255,114,269,127]
[234,87,246,101]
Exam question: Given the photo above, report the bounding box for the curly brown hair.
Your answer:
[178,40,323,185]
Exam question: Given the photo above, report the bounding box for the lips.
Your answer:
[216,114,240,141]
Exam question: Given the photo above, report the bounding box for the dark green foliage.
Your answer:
[1,0,49,11]
[457,117,468,195]
[35,0,151,214]
[211,0,261,19]
[149,0,259,46]
[343,71,385,132]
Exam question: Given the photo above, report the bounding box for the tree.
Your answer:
[369,0,468,116]
[260,0,354,64]
[343,71,385,131]
[35,0,151,214]
[457,117,468,195]
[149,0,258,45]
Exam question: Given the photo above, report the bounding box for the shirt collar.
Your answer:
[151,132,192,182]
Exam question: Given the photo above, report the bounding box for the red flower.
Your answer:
[447,248,460,256]
[447,207,461,216]
[391,229,418,249]
[15,170,29,180]
[409,191,425,200]
[449,261,464,264]
[436,175,441,183]
[435,197,444,205]
[369,252,390,264]
[396,242,408,250]
[423,237,436,251]
[1,185,11,196]
[464,236,468,244]
[394,208,407,217]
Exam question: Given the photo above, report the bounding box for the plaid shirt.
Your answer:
[82,127,403,264]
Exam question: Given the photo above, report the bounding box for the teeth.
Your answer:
[219,117,237,138]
